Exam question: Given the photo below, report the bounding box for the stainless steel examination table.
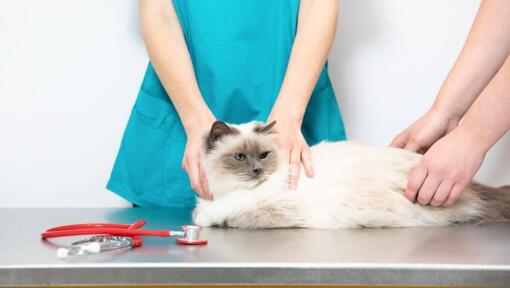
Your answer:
[1,208,510,287]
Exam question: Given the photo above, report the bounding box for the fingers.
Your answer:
[409,165,463,207]
[405,165,428,202]
[188,158,203,196]
[199,160,213,201]
[391,130,427,153]
[443,183,467,207]
[301,147,314,178]
[429,181,453,207]
[272,127,313,189]
[274,135,290,161]
[404,140,422,153]
[183,151,213,200]
[416,175,441,205]
[289,146,301,190]
[390,133,408,148]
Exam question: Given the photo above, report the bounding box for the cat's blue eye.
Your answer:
[234,152,246,161]
[259,151,269,159]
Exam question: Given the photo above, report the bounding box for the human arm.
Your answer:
[407,53,510,207]
[268,0,339,189]
[140,0,214,199]
[391,0,510,152]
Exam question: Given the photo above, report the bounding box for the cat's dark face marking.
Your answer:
[206,121,240,152]
[220,138,278,184]
[253,120,276,134]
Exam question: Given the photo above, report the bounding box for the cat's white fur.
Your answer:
[194,121,487,229]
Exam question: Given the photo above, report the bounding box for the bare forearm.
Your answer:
[140,0,213,133]
[433,0,510,121]
[272,0,339,122]
[457,54,510,152]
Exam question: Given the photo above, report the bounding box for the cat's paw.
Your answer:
[193,209,213,227]
[192,205,224,227]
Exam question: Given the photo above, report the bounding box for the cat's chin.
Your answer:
[232,176,269,190]
[250,178,267,188]
[210,180,266,200]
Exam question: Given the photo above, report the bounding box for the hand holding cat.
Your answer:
[267,114,314,190]
[391,108,487,206]
[390,108,459,153]
[391,108,458,205]
[182,117,215,201]
[405,127,487,207]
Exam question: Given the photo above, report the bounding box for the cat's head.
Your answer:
[202,120,282,199]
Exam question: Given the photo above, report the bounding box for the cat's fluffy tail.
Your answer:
[472,183,510,221]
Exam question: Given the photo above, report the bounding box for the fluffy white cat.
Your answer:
[193,121,510,229]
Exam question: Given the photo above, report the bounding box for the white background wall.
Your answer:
[1,0,508,207]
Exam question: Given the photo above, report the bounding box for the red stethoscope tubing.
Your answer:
[42,227,171,238]
[41,220,169,243]
[47,223,137,231]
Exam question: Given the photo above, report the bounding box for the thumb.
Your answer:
[390,132,408,148]
[404,140,422,152]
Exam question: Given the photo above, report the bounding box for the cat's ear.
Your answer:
[254,120,276,134]
[207,121,237,150]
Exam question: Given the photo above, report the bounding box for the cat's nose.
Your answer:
[252,167,262,176]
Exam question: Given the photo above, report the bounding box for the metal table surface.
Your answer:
[1,208,510,287]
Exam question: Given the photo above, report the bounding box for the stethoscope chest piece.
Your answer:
[175,225,208,245]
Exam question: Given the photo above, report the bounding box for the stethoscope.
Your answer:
[41,220,207,258]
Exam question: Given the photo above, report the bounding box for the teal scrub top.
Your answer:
[107,0,346,207]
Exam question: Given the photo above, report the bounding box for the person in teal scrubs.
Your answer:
[107,0,346,207]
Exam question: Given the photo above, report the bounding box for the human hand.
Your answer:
[182,116,215,201]
[391,108,460,153]
[405,126,487,207]
[267,112,314,190]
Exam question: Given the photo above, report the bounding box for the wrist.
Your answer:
[430,102,462,125]
[270,99,306,126]
[431,82,478,124]
[268,109,303,127]
[182,112,215,137]
[453,124,493,155]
